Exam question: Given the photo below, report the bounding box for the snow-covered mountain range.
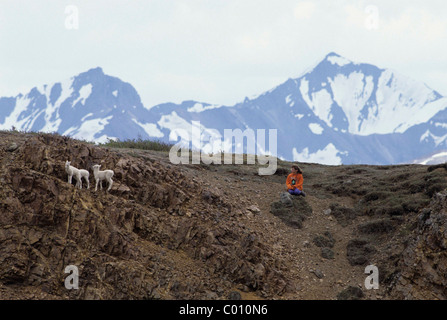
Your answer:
[1,52,447,165]
[0,67,153,143]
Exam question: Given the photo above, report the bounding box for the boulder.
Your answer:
[337,286,364,300]
[270,193,312,229]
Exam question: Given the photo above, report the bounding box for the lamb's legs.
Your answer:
[76,176,82,189]
[107,179,113,191]
[69,174,81,189]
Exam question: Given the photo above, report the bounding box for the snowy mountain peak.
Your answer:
[0,67,152,143]
[292,52,446,136]
[326,51,340,57]
[86,66,104,74]
[71,66,104,78]
[322,52,353,67]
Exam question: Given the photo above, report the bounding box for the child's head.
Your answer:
[291,165,302,174]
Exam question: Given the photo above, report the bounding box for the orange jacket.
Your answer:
[286,172,303,191]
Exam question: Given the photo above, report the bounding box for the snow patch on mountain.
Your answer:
[292,143,347,165]
[132,119,164,138]
[413,150,447,165]
[73,84,92,106]
[186,103,224,113]
[39,78,75,133]
[327,54,351,67]
[308,123,324,135]
[420,129,447,147]
[157,111,192,142]
[394,97,447,133]
[326,68,446,136]
[308,88,334,128]
[329,72,374,133]
[81,113,94,122]
[0,95,32,130]
[299,78,312,110]
[63,115,113,143]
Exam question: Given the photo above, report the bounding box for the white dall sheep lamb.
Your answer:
[65,160,89,189]
[92,164,114,192]
[79,168,90,189]
[65,161,90,189]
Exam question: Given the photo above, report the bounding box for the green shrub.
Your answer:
[358,219,395,234]
[100,137,174,152]
[329,203,358,226]
[362,191,391,202]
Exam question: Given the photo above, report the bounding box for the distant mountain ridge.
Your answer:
[0,67,152,143]
[1,52,447,165]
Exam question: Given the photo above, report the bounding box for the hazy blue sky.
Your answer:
[0,0,446,108]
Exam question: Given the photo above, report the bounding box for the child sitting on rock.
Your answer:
[286,165,306,197]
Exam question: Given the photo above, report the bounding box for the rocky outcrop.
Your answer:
[270,192,312,229]
[0,132,287,299]
[387,192,447,299]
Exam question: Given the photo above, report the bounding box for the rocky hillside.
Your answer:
[1,131,447,300]
[388,192,447,299]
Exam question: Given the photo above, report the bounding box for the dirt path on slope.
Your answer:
[191,165,386,300]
